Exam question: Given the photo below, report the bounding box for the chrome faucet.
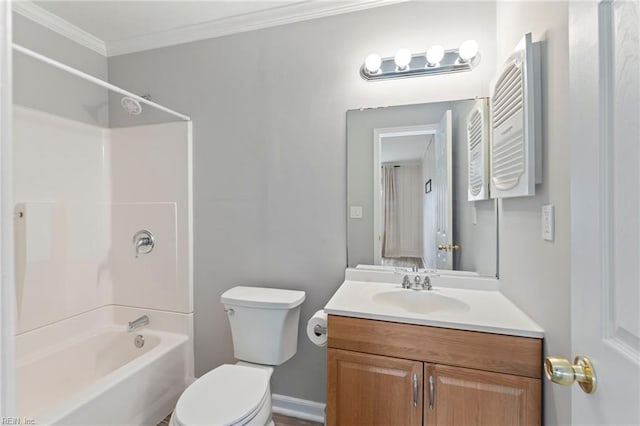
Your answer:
[402,275,412,288]
[402,274,432,291]
[415,274,432,291]
[127,315,149,332]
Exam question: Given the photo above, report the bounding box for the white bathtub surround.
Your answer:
[11,32,193,424]
[110,122,192,313]
[111,202,186,311]
[13,107,111,334]
[14,107,194,330]
[15,305,194,425]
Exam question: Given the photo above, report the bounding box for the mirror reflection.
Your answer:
[347,99,497,276]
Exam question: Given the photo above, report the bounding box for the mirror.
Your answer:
[347,99,497,277]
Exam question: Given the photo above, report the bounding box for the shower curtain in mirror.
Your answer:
[382,164,423,258]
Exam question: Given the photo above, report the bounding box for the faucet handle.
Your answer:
[133,230,155,258]
[402,275,412,288]
[423,275,432,290]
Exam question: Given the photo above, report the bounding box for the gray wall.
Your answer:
[108,1,497,402]
[13,13,109,126]
[451,99,497,275]
[494,3,571,425]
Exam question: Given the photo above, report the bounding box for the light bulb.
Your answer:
[426,45,445,67]
[459,40,479,62]
[364,53,382,74]
[394,48,412,69]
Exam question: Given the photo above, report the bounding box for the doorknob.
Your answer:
[544,355,597,394]
[437,244,461,251]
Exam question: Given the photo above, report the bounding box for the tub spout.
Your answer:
[127,315,149,332]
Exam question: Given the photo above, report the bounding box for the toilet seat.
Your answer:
[173,364,270,426]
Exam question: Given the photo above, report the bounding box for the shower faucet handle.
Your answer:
[133,230,155,258]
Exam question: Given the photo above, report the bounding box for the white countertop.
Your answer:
[324,280,544,339]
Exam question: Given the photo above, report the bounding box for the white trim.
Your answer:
[13,43,190,121]
[373,124,439,265]
[0,0,15,416]
[12,1,106,56]
[12,0,406,58]
[187,121,194,313]
[108,0,406,56]
[271,394,325,424]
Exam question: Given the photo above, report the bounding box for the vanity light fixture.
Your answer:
[360,40,481,81]
[364,53,382,74]
[458,39,479,63]
[394,48,412,70]
[426,45,445,67]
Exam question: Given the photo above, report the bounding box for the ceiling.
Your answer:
[16,0,405,56]
[33,1,303,43]
[381,134,432,163]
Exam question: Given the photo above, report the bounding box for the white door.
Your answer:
[435,110,453,270]
[569,1,640,424]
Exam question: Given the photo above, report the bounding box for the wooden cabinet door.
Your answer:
[424,364,541,426]
[327,348,423,426]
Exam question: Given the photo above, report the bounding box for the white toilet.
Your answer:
[170,286,306,426]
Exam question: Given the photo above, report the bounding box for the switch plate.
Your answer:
[350,206,363,219]
[471,206,478,225]
[542,204,554,241]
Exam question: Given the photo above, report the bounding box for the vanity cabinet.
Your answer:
[326,315,542,426]
[328,349,423,426]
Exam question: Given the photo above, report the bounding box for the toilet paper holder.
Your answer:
[313,324,327,336]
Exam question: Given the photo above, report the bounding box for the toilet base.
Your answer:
[169,410,274,426]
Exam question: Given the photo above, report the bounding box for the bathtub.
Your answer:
[16,306,193,425]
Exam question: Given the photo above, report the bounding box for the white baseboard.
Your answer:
[272,394,325,424]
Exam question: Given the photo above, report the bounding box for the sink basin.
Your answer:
[371,290,470,315]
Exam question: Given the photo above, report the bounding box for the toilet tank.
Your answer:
[221,286,306,365]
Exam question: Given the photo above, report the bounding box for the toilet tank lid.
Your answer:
[221,286,306,309]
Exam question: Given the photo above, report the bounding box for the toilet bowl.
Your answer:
[170,364,273,426]
[171,286,305,426]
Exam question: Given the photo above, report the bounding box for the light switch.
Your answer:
[542,204,554,241]
[350,206,363,219]
[471,206,478,225]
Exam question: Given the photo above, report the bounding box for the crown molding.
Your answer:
[13,0,407,58]
[12,1,107,56]
[106,0,408,57]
